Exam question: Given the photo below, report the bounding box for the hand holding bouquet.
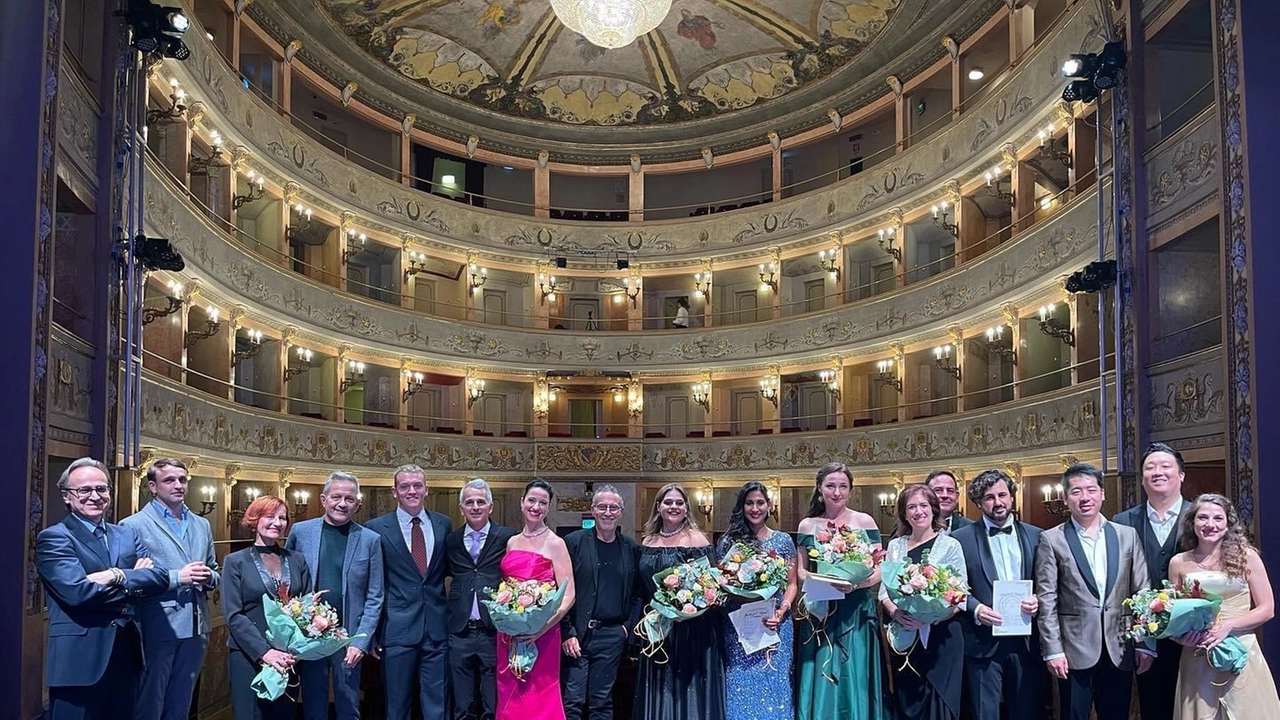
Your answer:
[881,554,968,653]
[1123,579,1248,674]
[636,555,726,655]
[482,577,565,680]
[807,522,884,586]
[251,590,362,700]
[718,542,789,601]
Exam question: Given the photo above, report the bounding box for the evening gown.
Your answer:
[495,549,565,720]
[796,529,888,720]
[1175,570,1280,719]
[632,544,727,720]
[886,537,963,720]
[717,531,795,720]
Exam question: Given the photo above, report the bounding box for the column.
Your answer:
[629,157,644,221]
[533,163,550,219]
[626,272,643,331]
[770,144,782,202]
[948,327,966,413]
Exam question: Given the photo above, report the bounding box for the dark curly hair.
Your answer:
[1179,493,1256,581]
[723,481,772,549]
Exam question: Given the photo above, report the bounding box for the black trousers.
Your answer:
[562,624,627,720]
[1058,653,1133,720]
[49,624,142,720]
[963,648,1044,720]
[449,622,498,720]
[228,647,297,720]
[1134,638,1179,720]
[382,634,449,720]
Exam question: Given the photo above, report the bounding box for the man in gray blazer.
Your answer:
[1035,463,1154,720]
[286,471,385,720]
[120,457,219,720]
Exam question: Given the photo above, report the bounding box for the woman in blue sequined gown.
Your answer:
[633,483,727,720]
[796,462,888,720]
[717,481,798,720]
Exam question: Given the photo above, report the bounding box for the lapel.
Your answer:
[582,532,600,598]
[145,502,188,556]
[378,513,416,568]
[342,524,362,593]
[474,524,498,566]
[65,514,111,569]
[1016,522,1036,579]
[1103,522,1120,602]
[1164,500,1190,556]
[1062,523,1101,600]
[976,526,998,586]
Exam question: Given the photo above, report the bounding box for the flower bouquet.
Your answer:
[481,577,566,680]
[800,523,884,621]
[880,554,969,654]
[635,555,726,657]
[251,590,362,700]
[718,542,790,602]
[1123,579,1248,674]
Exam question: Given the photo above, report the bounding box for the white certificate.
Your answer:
[729,600,781,655]
[802,576,845,602]
[991,580,1034,637]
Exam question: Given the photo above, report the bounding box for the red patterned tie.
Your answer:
[411,517,428,576]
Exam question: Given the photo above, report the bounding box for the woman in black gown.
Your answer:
[632,483,726,720]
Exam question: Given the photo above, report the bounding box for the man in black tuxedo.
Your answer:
[366,464,454,720]
[928,470,975,533]
[444,478,515,720]
[561,484,640,720]
[951,468,1044,719]
[1113,442,1190,720]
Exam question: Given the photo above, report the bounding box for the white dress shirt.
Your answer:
[1071,517,1109,599]
[464,521,491,559]
[396,506,435,568]
[982,517,1022,582]
[1146,502,1181,546]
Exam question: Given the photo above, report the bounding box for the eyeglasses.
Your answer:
[66,485,111,499]
[593,504,623,514]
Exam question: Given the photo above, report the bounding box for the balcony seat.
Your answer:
[504,431,528,437]
[712,430,732,437]
[645,431,667,438]
[781,426,802,433]
[685,431,705,438]
[852,418,873,427]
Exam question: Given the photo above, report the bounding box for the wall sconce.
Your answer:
[875,359,902,393]
[142,280,185,326]
[627,381,643,418]
[984,166,1016,206]
[284,347,317,382]
[196,485,217,517]
[623,276,641,307]
[931,201,959,238]
[341,360,366,393]
[404,250,428,283]
[229,486,261,527]
[758,373,780,408]
[818,248,840,281]
[188,130,225,175]
[758,261,778,293]
[693,271,711,300]
[696,483,714,519]
[819,368,841,401]
[232,169,266,209]
[286,203,313,241]
[469,263,488,292]
[292,489,311,518]
[538,272,559,304]
[877,228,901,261]
[934,344,961,380]
[183,306,221,348]
[981,324,1018,364]
[1041,483,1068,517]
[1038,304,1076,347]
[533,377,550,418]
[232,328,264,366]
[1037,125,1073,168]
[466,374,486,408]
[691,380,711,411]
[341,229,367,265]
[878,491,898,517]
[402,370,425,402]
[148,79,188,124]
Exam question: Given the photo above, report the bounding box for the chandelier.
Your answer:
[551,0,673,49]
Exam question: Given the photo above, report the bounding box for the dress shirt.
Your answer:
[1071,517,1108,599]
[982,517,1021,582]
[1146,502,1180,546]
[464,521,490,621]
[72,513,110,554]
[153,499,189,539]
[396,506,435,568]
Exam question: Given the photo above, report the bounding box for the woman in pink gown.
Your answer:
[496,479,575,720]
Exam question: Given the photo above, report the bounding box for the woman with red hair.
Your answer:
[223,495,312,719]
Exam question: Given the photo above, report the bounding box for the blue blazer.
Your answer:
[37,514,170,687]
[366,509,452,647]
[286,518,385,653]
[120,502,221,640]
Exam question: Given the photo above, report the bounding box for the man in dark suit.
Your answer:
[928,470,975,533]
[561,484,640,720]
[951,468,1044,719]
[366,463,454,720]
[1113,442,1190,720]
[444,478,515,720]
[1035,463,1153,720]
[37,457,171,720]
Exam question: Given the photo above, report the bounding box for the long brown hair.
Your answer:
[806,462,853,518]
[1179,493,1256,581]
[895,484,943,538]
[642,483,700,539]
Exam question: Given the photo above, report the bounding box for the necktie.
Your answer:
[469,529,483,621]
[988,525,1013,537]
[410,517,428,576]
[93,525,108,553]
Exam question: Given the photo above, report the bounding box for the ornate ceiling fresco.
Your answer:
[252,0,1002,161]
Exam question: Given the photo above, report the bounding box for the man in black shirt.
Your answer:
[561,484,640,720]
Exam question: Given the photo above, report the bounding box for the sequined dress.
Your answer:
[718,530,795,720]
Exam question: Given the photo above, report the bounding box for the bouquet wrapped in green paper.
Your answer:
[251,590,362,700]
[1123,579,1248,674]
[482,578,566,681]
[880,556,968,654]
[718,541,789,602]
[634,555,726,657]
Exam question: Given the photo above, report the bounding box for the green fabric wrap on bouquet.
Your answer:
[1158,595,1249,675]
[252,594,363,700]
[721,583,780,602]
[812,558,876,586]
[634,556,722,659]
[482,583,566,681]
[250,665,289,701]
[880,560,962,654]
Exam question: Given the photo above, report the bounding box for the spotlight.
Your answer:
[967,68,985,81]
[554,257,567,269]
[616,257,630,270]
[1064,260,1117,294]
[1062,54,1096,78]
[133,235,186,272]
[121,1,191,60]
[1061,79,1099,104]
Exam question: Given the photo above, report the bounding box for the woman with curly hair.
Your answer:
[1168,493,1280,718]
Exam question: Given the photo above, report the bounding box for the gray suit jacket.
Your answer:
[286,518,384,653]
[1034,519,1149,670]
[120,501,220,640]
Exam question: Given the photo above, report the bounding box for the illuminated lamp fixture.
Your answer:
[228,486,260,527]
[441,174,456,186]
[980,324,1017,364]
[691,380,711,411]
[875,359,902,393]
[147,78,187,124]
[818,248,840,281]
[983,166,1015,206]
[342,229,367,265]
[404,250,428,283]
[1038,304,1076,347]
[1037,125,1073,168]
[967,68,985,81]
[693,271,711,299]
[878,491,898,517]
[183,306,221,348]
[469,263,488,292]
[877,227,901,261]
[533,377,550,418]
[931,201,959,238]
[695,481,714,518]
[284,347,316,382]
[188,131,225,175]
[232,328,264,366]
[538,272,560,304]
[232,169,266,209]
[466,373,486,408]
[550,0,673,49]
[819,368,840,401]
[122,1,192,60]
[402,370,425,403]
[611,386,626,404]
[341,360,366,393]
[1042,483,1068,517]
[627,381,643,418]
[142,279,185,326]
[292,489,311,518]
[286,203,313,241]
[758,372,780,408]
[623,276,641,307]
[758,261,778,293]
[196,485,216,516]
[933,344,961,381]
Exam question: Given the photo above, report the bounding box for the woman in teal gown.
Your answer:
[796,462,888,720]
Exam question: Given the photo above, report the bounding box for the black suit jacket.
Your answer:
[1113,500,1189,588]
[952,519,1042,659]
[222,547,312,661]
[367,509,453,647]
[443,523,515,634]
[559,529,641,641]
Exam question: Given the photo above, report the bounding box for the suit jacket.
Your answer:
[1034,520,1149,670]
[560,529,641,641]
[366,509,453,647]
[222,547,312,661]
[1113,500,1189,588]
[120,502,221,641]
[443,523,516,634]
[286,518,385,653]
[952,519,1042,658]
[946,514,975,533]
[37,514,170,687]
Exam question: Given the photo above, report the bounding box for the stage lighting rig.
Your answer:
[121,1,192,60]
[1064,260,1117,294]
[1060,41,1126,104]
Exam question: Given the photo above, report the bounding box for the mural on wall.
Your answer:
[316,0,905,126]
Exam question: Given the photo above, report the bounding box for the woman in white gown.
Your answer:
[1169,493,1280,720]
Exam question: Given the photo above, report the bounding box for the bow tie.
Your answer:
[988,525,1013,537]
